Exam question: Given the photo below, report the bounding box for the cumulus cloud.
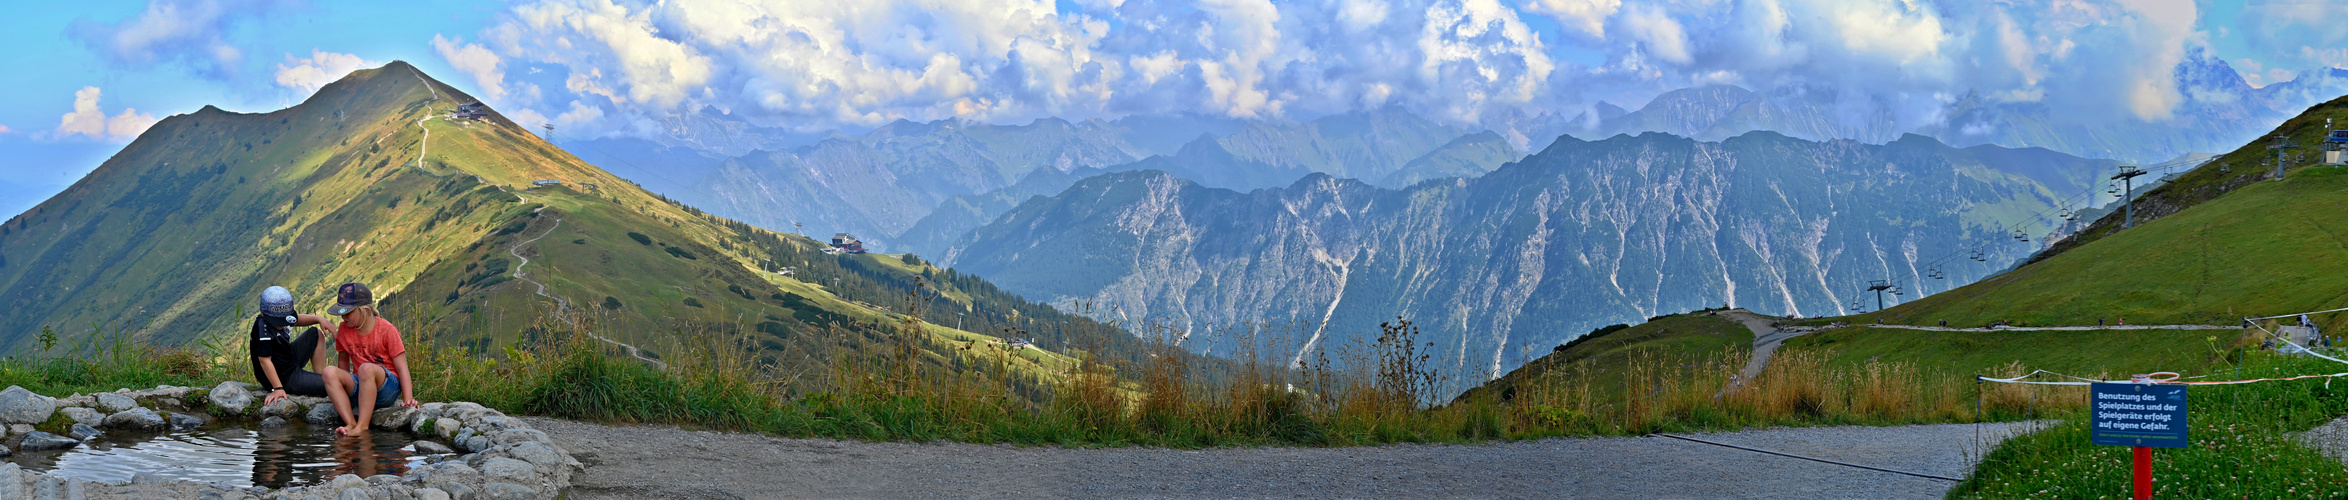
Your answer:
[53,87,158,142]
[273,49,375,94]
[1522,0,1618,39]
[432,34,508,100]
[431,0,2335,146]
[69,0,290,79]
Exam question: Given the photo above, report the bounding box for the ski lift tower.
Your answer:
[2270,133,2299,181]
[1866,280,1894,312]
[2111,165,2147,229]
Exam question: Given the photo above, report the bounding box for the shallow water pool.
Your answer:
[8,419,433,489]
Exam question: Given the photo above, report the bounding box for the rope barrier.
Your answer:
[1649,433,1961,481]
[2248,306,2348,322]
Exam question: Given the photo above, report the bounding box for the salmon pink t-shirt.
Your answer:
[336,317,407,368]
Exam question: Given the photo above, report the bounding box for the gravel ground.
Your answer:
[524,417,2047,499]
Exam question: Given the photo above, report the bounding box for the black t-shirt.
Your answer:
[249,315,299,391]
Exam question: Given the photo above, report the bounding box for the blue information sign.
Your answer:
[2091,382,2189,448]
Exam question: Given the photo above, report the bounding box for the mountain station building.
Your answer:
[2326,130,2347,165]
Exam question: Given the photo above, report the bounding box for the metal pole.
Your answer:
[2124,175,2134,229]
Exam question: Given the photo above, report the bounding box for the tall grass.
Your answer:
[2,300,2079,447]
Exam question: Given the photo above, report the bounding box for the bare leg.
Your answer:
[349,363,386,435]
[322,365,359,435]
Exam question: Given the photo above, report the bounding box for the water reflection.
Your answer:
[10,421,430,489]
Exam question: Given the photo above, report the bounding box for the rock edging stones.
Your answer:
[0,383,581,500]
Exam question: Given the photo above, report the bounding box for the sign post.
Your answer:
[2091,381,2188,499]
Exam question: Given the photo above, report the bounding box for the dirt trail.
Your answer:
[1719,309,1803,384]
[506,216,668,370]
[525,417,2036,499]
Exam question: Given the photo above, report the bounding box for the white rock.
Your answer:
[0,463,25,499]
[434,418,460,440]
[329,473,370,491]
[415,488,451,500]
[93,393,135,412]
[0,386,56,425]
[479,482,534,500]
[479,457,536,483]
[208,381,253,415]
[57,407,100,427]
[505,442,563,469]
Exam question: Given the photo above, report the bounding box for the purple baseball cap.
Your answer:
[326,282,374,315]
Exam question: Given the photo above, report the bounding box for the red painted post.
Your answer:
[2133,446,2152,499]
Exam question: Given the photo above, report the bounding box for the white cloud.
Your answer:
[1619,5,1689,65]
[69,0,290,79]
[1339,0,1392,32]
[0,125,12,134]
[53,87,158,142]
[432,34,509,100]
[2113,0,2194,120]
[1522,0,1618,39]
[273,49,375,94]
[435,0,2320,145]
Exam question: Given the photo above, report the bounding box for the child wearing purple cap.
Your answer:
[320,282,421,436]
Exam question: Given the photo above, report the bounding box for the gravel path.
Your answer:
[525,417,2045,499]
[1720,310,1803,384]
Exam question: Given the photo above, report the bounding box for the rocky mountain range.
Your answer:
[641,109,1503,255]
[937,131,2115,388]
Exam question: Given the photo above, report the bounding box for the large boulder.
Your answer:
[94,393,136,412]
[57,407,101,427]
[373,406,418,431]
[15,431,77,451]
[262,396,302,418]
[481,482,535,500]
[0,386,56,425]
[101,407,166,431]
[208,381,253,415]
[479,457,538,484]
[66,423,101,442]
[307,402,343,425]
[506,442,564,469]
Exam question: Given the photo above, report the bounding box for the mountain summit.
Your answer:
[0,63,1130,381]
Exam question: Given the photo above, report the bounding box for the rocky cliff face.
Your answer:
[942,131,2110,391]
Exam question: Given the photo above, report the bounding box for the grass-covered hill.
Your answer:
[1454,310,1751,404]
[0,62,1150,385]
[1842,93,2348,332]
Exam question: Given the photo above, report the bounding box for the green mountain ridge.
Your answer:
[0,62,1149,387]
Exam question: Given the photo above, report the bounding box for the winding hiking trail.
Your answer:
[528,417,2038,498]
[1721,309,1805,385]
[507,216,670,370]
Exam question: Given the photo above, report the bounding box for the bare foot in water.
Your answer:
[337,425,367,437]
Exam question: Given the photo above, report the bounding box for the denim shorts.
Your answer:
[344,372,401,408]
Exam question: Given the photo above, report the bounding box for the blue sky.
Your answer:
[2,0,2342,218]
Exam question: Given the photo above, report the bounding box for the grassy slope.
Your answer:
[1792,326,2235,378]
[1747,94,2348,379]
[1456,311,1750,403]
[0,62,1103,388]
